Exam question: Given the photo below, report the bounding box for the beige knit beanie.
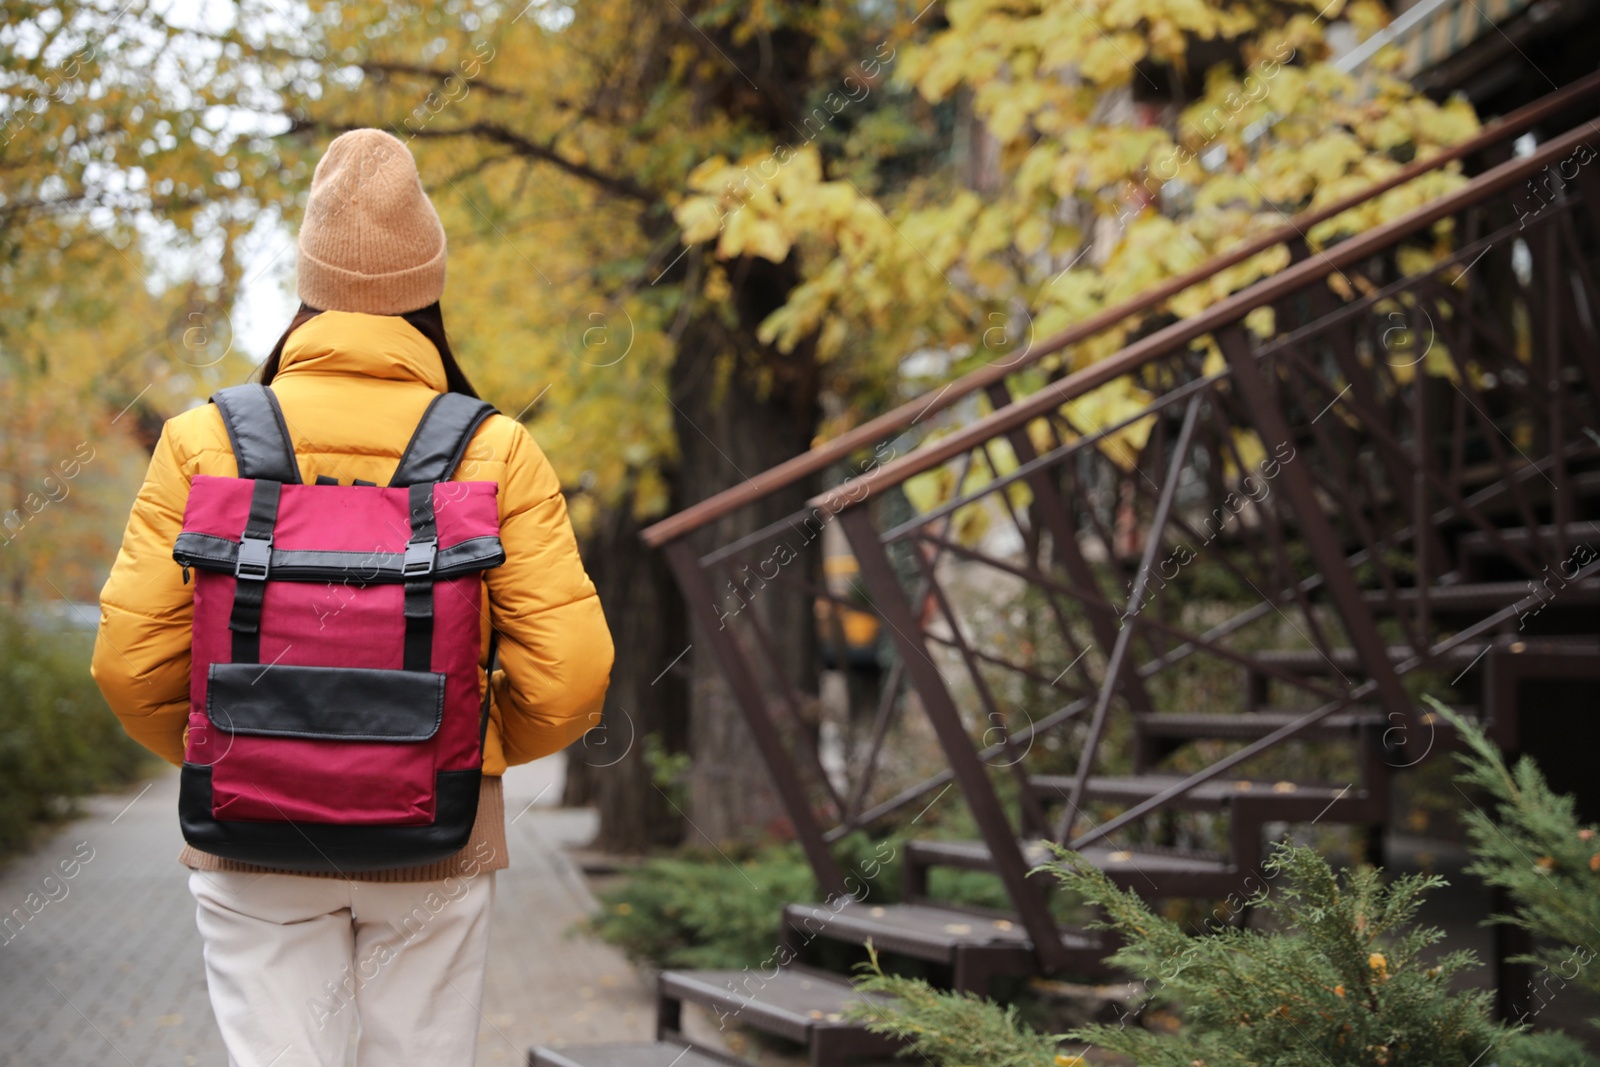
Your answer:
[296,129,446,315]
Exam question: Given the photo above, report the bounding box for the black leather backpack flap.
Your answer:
[206,662,444,742]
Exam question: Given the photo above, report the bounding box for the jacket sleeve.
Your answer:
[92,423,196,766]
[487,419,614,766]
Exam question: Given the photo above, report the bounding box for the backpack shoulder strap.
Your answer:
[389,393,498,487]
[211,384,301,484]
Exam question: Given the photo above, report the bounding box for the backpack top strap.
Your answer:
[211,384,301,484]
[389,393,498,487]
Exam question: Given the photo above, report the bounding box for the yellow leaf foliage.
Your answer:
[665,0,1486,459]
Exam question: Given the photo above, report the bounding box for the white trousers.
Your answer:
[189,868,495,1067]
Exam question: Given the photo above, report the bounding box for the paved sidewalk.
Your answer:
[0,757,655,1066]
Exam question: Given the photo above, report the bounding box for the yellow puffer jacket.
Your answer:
[92,310,613,776]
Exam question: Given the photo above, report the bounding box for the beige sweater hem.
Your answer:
[179,775,509,883]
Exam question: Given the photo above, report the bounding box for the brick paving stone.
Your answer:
[0,758,659,1066]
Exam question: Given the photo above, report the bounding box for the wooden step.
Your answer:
[1253,636,1598,678]
[1437,470,1600,532]
[530,1041,739,1067]
[658,966,898,1055]
[906,838,1235,898]
[1362,577,1600,614]
[1458,522,1600,581]
[781,900,1103,972]
[1134,709,1385,742]
[1131,706,1478,767]
[1455,466,1600,499]
[1254,642,1480,676]
[1457,521,1600,558]
[1030,773,1376,821]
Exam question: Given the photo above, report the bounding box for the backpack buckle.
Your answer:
[403,539,438,578]
[235,535,273,580]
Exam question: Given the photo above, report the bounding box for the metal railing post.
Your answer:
[984,380,1154,712]
[835,505,1071,972]
[662,539,849,899]
[1218,324,1420,752]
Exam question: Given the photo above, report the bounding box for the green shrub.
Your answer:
[584,832,914,970]
[586,842,820,970]
[849,840,1595,1066]
[1434,698,1600,1005]
[0,612,150,858]
[1044,841,1591,1067]
[848,944,1068,1067]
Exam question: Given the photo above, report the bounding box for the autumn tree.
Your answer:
[222,0,946,847]
[1,0,275,602]
[7,0,1492,850]
[676,0,1482,452]
[219,0,1491,848]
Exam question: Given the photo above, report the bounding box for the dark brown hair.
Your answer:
[258,302,481,398]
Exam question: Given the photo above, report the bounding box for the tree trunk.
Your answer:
[668,256,822,845]
[566,481,690,852]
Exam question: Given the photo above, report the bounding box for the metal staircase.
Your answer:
[533,74,1600,1067]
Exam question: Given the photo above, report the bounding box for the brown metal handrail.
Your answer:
[646,79,1600,981]
[822,439,1598,843]
[641,69,1600,550]
[809,119,1600,514]
[815,113,1600,869]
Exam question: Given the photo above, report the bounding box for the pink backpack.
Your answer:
[173,384,503,872]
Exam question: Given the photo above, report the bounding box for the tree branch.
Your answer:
[435,150,518,188]
[288,117,658,207]
[359,60,524,99]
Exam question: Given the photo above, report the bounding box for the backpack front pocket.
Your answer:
[204,663,444,825]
